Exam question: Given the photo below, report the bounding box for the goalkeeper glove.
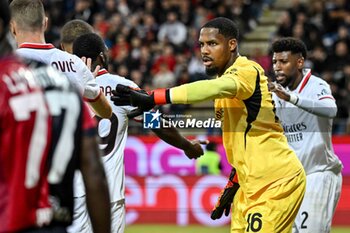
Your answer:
[111,84,169,118]
[211,167,240,220]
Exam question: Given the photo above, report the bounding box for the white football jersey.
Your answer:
[95,69,138,202]
[16,43,100,100]
[273,69,343,175]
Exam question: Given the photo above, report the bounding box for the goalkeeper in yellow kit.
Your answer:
[112,17,306,232]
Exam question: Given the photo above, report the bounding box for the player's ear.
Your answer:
[98,52,103,60]
[9,20,16,37]
[297,56,304,70]
[229,38,237,53]
[60,43,72,53]
[98,51,107,67]
[43,16,48,31]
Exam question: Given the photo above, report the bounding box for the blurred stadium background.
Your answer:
[41,0,350,231]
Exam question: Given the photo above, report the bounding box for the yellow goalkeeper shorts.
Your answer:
[231,169,306,233]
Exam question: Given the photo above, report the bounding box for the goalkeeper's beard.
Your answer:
[205,66,219,77]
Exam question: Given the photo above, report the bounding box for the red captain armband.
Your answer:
[150,88,171,105]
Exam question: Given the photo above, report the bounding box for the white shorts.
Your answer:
[67,196,126,233]
[292,170,342,233]
[111,199,126,233]
[67,196,91,233]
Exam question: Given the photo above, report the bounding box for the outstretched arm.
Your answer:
[169,77,237,104]
[111,77,237,113]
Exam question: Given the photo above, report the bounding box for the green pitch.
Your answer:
[125,225,350,233]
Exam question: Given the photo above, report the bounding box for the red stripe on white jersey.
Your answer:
[319,96,335,101]
[298,70,312,94]
[19,43,55,49]
[97,69,109,76]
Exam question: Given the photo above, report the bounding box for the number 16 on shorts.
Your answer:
[246,213,263,232]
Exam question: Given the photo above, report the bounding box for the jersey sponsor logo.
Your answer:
[285,132,303,143]
[144,110,161,129]
[282,122,307,133]
[225,67,238,75]
[283,122,307,143]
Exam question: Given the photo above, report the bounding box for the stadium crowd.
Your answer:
[41,0,350,134]
[274,0,350,134]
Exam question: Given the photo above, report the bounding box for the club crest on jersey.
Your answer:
[143,110,161,129]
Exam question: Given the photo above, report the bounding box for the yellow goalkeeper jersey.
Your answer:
[170,56,304,195]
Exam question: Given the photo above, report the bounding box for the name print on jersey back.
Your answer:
[16,43,101,99]
[51,59,76,73]
[100,85,114,97]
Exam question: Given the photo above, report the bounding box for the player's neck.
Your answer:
[289,73,303,91]
[16,31,46,46]
[220,53,238,76]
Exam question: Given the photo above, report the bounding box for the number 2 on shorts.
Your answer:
[301,211,308,229]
